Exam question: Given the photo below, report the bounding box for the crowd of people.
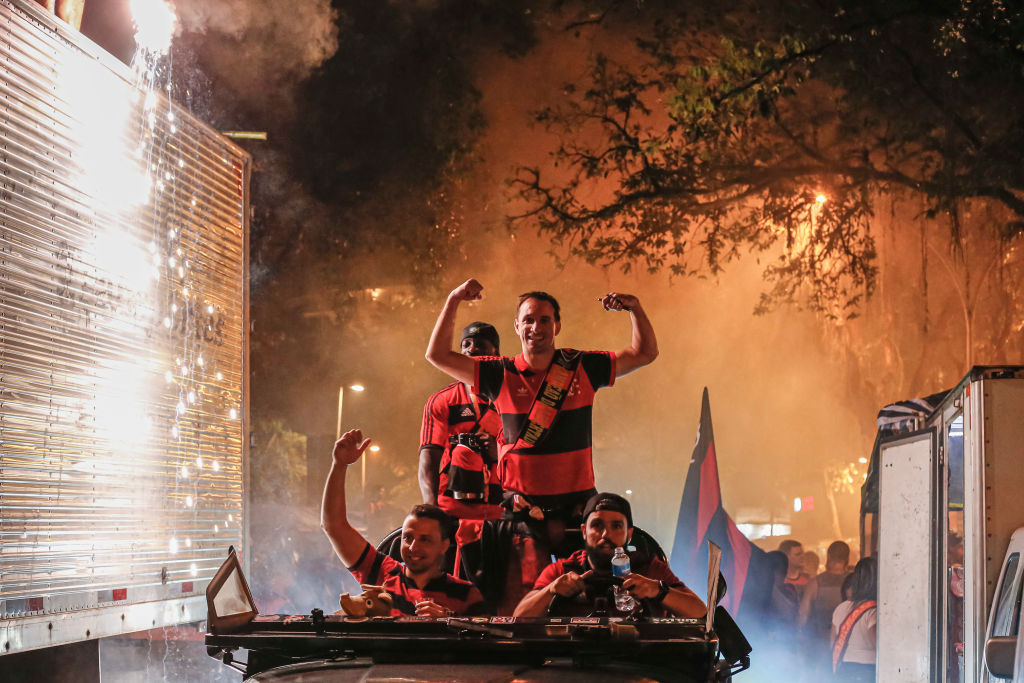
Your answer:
[755,538,877,682]
[318,277,875,678]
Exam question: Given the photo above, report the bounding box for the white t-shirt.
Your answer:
[832,600,877,665]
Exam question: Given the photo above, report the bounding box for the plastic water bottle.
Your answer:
[611,547,631,577]
[611,547,637,612]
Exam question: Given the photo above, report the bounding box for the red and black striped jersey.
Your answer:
[533,549,689,617]
[420,382,503,518]
[419,381,501,449]
[347,543,486,616]
[473,350,615,499]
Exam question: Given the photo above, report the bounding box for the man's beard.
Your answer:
[585,542,614,572]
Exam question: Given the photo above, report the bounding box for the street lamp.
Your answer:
[337,383,369,491]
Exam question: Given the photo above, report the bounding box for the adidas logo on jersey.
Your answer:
[461,407,475,418]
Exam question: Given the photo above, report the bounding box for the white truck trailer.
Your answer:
[0,0,249,662]
[863,365,1024,682]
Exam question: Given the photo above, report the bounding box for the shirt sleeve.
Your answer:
[581,351,615,389]
[462,586,489,616]
[419,390,449,449]
[644,557,685,588]
[347,542,400,586]
[532,561,565,591]
[474,357,505,401]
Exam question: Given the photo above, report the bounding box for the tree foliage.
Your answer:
[512,0,1024,317]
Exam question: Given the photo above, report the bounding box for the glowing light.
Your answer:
[187,391,195,403]
[185,495,193,507]
[815,193,827,204]
[228,514,234,522]
[625,489,633,495]
[163,317,171,328]
[369,445,381,453]
[180,466,188,478]
[216,372,223,381]
[58,53,149,211]
[793,497,802,512]
[350,384,365,392]
[176,401,185,415]
[858,457,868,464]
[164,370,172,383]
[185,538,192,548]
[207,305,214,314]
[169,537,178,554]
[213,525,219,534]
[189,562,197,577]
[197,356,204,367]
[196,457,203,468]
[130,0,177,56]
[229,408,238,420]
[213,461,220,472]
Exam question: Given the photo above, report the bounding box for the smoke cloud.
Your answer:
[173,0,339,83]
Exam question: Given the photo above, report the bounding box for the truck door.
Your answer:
[877,428,941,682]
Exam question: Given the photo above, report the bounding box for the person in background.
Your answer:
[418,321,502,511]
[779,539,811,596]
[800,541,852,680]
[831,557,877,683]
[321,429,486,617]
[802,550,821,578]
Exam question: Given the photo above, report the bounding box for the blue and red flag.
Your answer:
[670,387,773,624]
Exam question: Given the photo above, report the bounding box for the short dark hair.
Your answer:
[826,540,851,565]
[407,504,456,541]
[778,539,802,555]
[517,291,561,322]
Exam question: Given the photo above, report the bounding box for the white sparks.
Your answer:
[130,0,177,56]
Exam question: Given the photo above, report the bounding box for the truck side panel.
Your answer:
[0,0,249,653]
[877,429,938,682]
[968,379,1024,680]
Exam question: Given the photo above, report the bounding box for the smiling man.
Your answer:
[321,429,486,617]
[425,279,658,519]
[512,492,705,618]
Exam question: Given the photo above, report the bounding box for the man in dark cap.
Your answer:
[418,321,502,519]
[513,492,705,618]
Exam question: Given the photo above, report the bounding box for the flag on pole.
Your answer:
[671,387,773,623]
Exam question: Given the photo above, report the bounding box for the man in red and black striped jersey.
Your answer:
[425,279,659,519]
[418,321,502,517]
[513,492,706,618]
[322,429,486,617]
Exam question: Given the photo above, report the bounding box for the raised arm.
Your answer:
[599,292,658,377]
[425,279,483,385]
[320,429,372,566]
[417,445,443,504]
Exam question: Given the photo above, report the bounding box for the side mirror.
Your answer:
[206,546,258,633]
[985,636,1017,680]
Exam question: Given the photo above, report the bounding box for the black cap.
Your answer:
[461,321,499,352]
[582,492,633,528]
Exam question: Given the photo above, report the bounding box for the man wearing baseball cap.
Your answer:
[513,492,706,618]
[418,321,503,519]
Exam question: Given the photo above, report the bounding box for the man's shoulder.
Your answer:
[426,381,465,401]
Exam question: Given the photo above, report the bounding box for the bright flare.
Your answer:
[130,0,177,56]
[815,193,827,204]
